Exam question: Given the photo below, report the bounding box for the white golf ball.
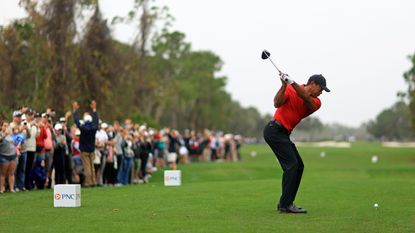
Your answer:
[371,155,378,163]
[374,203,379,208]
[250,151,257,157]
[320,151,326,158]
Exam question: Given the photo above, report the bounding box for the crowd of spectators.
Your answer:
[0,101,243,193]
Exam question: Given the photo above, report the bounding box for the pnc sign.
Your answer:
[164,170,181,186]
[54,184,81,207]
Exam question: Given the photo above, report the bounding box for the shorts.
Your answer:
[167,152,177,163]
[0,154,17,164]
[72,156,83,174]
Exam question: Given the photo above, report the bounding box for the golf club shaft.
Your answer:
[268,57,283,74]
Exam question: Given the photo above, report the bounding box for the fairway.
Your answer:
[1,143,414,233]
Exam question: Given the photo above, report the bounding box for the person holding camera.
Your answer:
[23,109,38,190]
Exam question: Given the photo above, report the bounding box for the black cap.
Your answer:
[26,108,34,115]
[308,74,330,92]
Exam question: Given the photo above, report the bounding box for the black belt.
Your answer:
[271,119,290,135]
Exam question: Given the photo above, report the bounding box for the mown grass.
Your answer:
[1,142,414,233]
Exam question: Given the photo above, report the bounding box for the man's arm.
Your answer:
[291,83,318,110]
[90,100,99,129]
[72,101,81,128]
[274,79,288,108]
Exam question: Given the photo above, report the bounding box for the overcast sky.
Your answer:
[2,0,415,127]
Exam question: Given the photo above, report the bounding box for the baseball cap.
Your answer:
[59,117,66,123]
[308,74,330,92]
[26,108,34,115]
[54,123,63,131]
[13,111,22,117]
[75,129,81,136]
[83,115,92,123]
[101,122,109,129]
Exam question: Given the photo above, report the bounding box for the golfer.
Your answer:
[263,73,330,214]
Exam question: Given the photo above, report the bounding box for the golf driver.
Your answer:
[261,49,284,75]
[262,49,292,83]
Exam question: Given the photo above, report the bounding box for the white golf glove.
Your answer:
[279,73,294,84]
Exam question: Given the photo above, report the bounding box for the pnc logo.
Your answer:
[54,193,81,200]
[165,176,179,181]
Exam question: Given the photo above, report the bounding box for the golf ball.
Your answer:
[251,151,257,157]
[320,151,326,158]
[374,203,379,208]
[371,155,378,163]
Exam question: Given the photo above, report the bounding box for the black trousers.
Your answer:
[25,151,36,190]
[140,156,149,179]
[263,120,304,208]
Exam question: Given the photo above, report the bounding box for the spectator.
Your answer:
[0,121,17,193]
[53,123,69,184]
[113,121,124,186]
[31,156,46,190]
[42,113,54,188]
[95,122,109,186]
[34,113,47,189]
[103,126,117,185]
[209,131,219,161]
[138,130,152,183]
[131,131,141,184]
[155,130,167,168]
[71,128,83,184]
[188,131,199,162]
[166,129,178,170]
[120,131,134,185]
[72,100,99,187]
[60,113,73,184]
[23,109,39,190]
[10,110,28,192]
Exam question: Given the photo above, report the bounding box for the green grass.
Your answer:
[1,142,415,233]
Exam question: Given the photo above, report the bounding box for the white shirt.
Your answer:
[95,129,108,148]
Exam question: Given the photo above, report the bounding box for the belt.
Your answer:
[271,119,290,135]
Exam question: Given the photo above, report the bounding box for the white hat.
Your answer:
[139,125,147,132]
[101,122,109,129]
[54,123,63,131]
[13,111,22,117]
[225,134,233,140]
[75,129,81,136]
[83,115,92,123]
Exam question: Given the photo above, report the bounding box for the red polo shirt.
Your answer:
[274,84,321,132]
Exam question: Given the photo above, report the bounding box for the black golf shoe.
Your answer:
[277,204,307,214]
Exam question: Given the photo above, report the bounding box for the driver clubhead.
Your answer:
[261,50,271,60]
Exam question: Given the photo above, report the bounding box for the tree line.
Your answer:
[1,0,414,140]
[0,0,268,137]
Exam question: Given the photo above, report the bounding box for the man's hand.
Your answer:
[90,100,97,111]
[279,73,294,85]
[65,111,72,119]
[21,106,29,114]
[72,101,80,111]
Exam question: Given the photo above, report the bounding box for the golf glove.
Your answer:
[280,73,294,84]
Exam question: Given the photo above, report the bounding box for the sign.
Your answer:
[164,170,181,186]
[54,184,81,207]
